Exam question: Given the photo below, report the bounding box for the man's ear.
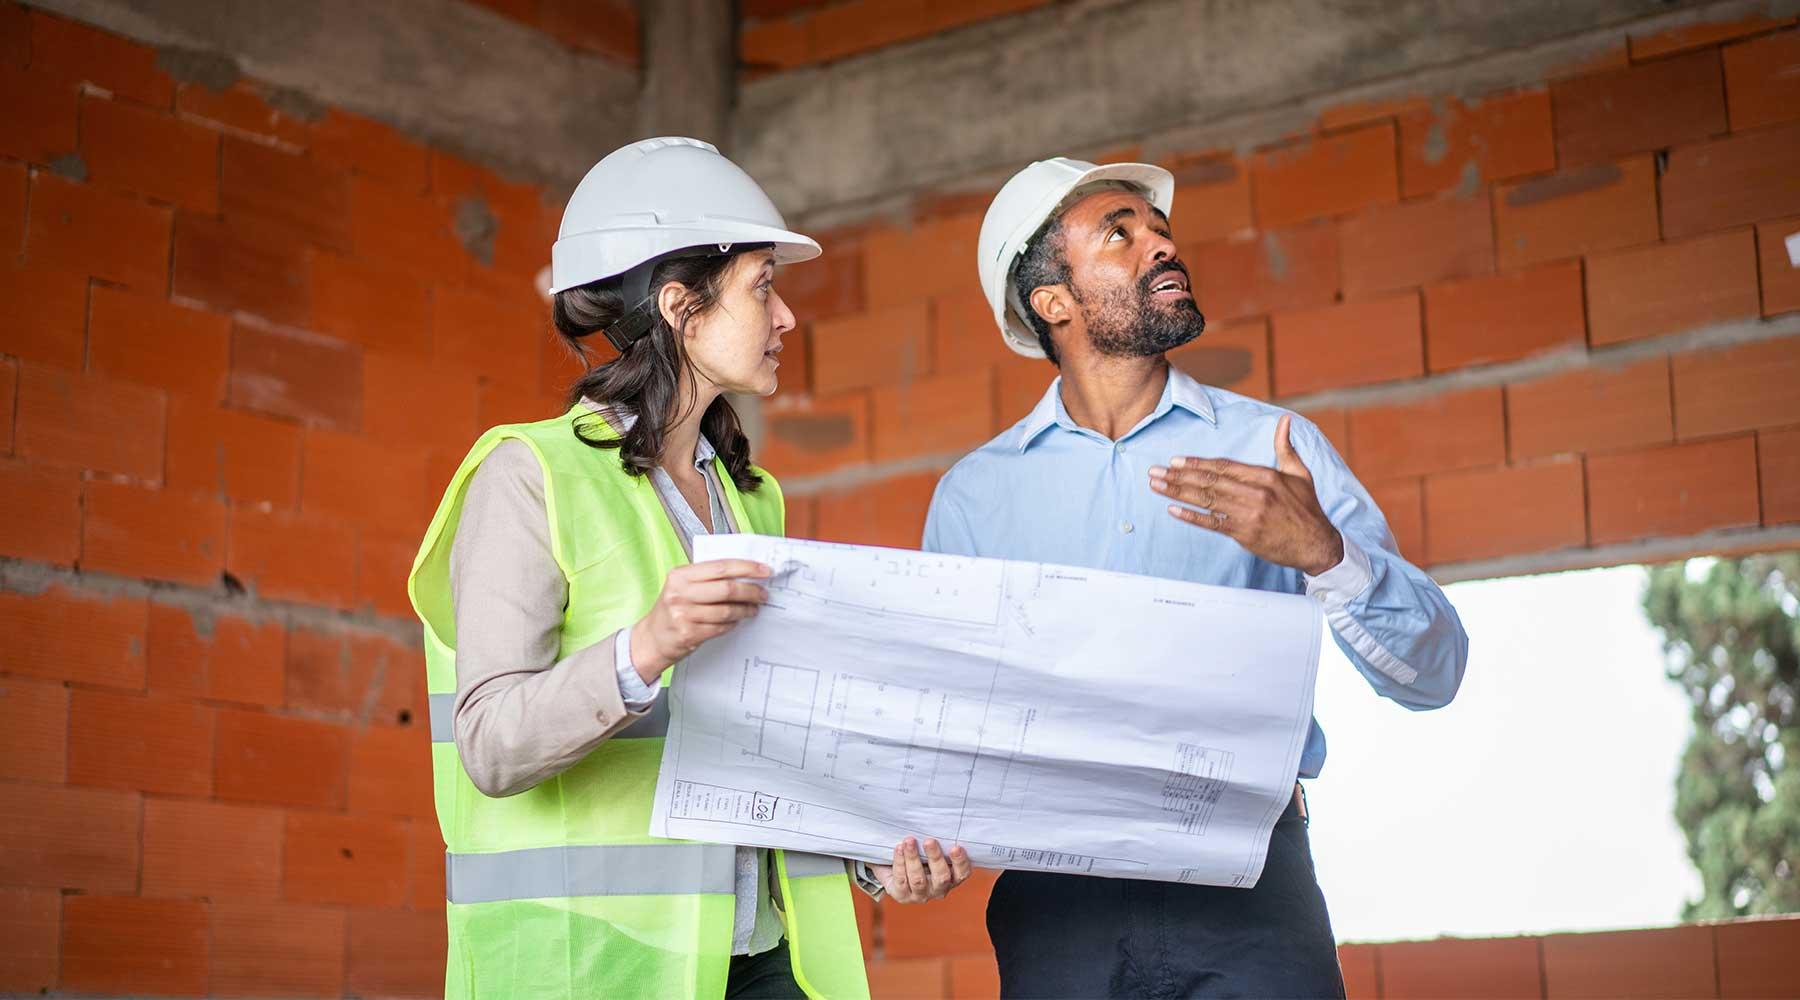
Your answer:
[1028,284,1072,329]
[656,281,690,330]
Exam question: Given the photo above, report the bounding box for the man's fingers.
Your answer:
[948,845,973,884]
[922,838,951,893]
[902,838,929,895]
[1160,457,1272,486]
[1151,470,1261,511]
[1166,503,1237,535]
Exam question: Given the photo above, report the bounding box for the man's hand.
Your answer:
[873,837,973,904]
[1149,415,1344,576]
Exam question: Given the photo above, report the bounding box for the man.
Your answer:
[922,157,1470,998]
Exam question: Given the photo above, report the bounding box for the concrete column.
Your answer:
[639,0,736,148]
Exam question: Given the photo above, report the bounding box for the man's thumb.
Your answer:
[1275,415,1310,479]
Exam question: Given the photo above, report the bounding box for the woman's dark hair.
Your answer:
[552,250,764,492]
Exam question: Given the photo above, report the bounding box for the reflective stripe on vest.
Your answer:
[446,842,737,905]
[428,691,671,743]
[783,852,847,878]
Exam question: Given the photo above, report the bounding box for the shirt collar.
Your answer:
[579,397,717,468]
[1013,364,1218,452]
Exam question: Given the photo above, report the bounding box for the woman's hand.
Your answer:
[629,559,771,684]
[874,837,973,904]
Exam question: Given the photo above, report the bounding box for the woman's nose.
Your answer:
[770,289,797,334]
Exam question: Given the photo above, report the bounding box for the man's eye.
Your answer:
[1108,228,1127,242]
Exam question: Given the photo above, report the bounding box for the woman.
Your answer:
[407,138,971,1000]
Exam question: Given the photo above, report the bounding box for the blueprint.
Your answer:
[649,535,1324,887]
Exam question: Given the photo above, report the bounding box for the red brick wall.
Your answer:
[741,0,1057,74]
[5,3,1800,997]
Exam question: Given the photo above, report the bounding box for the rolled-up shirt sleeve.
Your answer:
[448,440,652,797]
[1292,417,1468,711]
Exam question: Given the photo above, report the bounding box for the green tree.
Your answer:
[1643,554,1800,919]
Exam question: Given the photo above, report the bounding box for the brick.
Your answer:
[146,603,285,707]
[0,64,77,166]
[63,896,207,997]
[15,363,165,479]
[214,707,350,809]
[0,357,11,450]
[884,869,996,958]
[0,780,139,893]
[0,159,22,256]
[813,302,933,394]
[1494,155,1660,270]
[285,811,409,907]
[80,93,219,212]
[1168,154,1254,243]
[932,288,1020,375]
[1379,935,1542,999]
[1542,923,1715,999]
[871,368,996,462]
[312,108,430,191]
[1760,215,1800,316]
[301,429,431,535]
[286,629,422,725]
[786,495,818,539]
[221,136,352,251]
[1192,221,1339,322]
[1587,435,1760,544]
[810,0,942,62]
[408,819,446,910]
[948,955,998,999]
[359,531,423,619]
[211,901,348,997]
[83,480,227,585]
[87,284,232,402]
[0,459,81,565]
[476,376,564,429]
[309,250,433,355]
[1716,916,1800,999]
[760,391,872,478]
[815,472,939,549]
[1425,458,1587,564]
[1551,50,1726,167]
[1337,943,1379,999]
[172,212,312,327]
[0,677,67,783]
[432,285,544,390]
[347,906,447,997]
[164,395,304,507]
[1300,405,1350,458]
[230,321,364,430]
[1763,426,1800,525]
[1507,356,1672,461]
[0,2,22,66]
[142,796,283,900]
[0,887,59,994]
[68,687,212,795]
[1662,121,1800,238]
[1339,194,1494,299]
[866,957,949,1000]
[0,257,87,369]
[1272,292,1422,396]
[1724,28,1800,131]
[1348,386,1506,480]
[538,0,640,62]
[1587,229,1760,346]
[1252,123,1398,228]
[1672,336,1800,438]
[351,174,470,277]
[862,211,984,310]
[1168,317,1270,399]
[1631,12,1794,60]
[226,505,360,609]
[742,15,808,71]
[30,10,174,106]
[0,585,147,688]
[1367,477,1424,562]
[1424,261,1585,372]
[175,79,310,146]
[996,359,1054,426]
[349,724,434,819]
[26,171,172,293]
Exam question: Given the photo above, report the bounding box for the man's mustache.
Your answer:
[1138,260,1191,295]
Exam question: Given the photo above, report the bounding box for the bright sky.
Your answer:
[1306,564,1702,943]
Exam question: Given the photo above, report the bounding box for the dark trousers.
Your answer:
[725,938,805,999]
[986,797,1345,999]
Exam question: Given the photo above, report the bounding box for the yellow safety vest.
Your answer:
[409,404,870,1000]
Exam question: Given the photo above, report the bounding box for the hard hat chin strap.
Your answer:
[598,242,757,353]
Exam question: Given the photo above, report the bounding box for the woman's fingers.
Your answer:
[683,559,771,582]
[684,579,770,606]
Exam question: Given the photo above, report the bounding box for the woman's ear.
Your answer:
[656,281,691,330]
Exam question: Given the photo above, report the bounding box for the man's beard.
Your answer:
[1075,263,1206,357]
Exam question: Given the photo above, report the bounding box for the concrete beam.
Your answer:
[732,0,1717,220]
[639,0,735,146]
[23,0,640,190]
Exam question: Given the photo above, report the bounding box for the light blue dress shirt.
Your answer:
[922,367,1468,778]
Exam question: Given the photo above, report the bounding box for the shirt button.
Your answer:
[1120,520,1134,534]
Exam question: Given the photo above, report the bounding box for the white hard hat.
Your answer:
[977,157,1175,359]
[550,135,820,307]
